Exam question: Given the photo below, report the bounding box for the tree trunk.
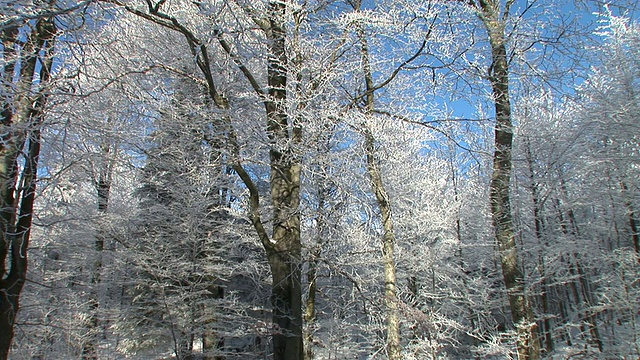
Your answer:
[477,1,540,358]
[82,141,114,359]
[265,122,303,360]
[523,139,554,353]
[263,1,304,358]
[355,10,402,358]
[364,128,402,360]
[267,247,303,359]
[620,181,640,260]
[0,14,55,360]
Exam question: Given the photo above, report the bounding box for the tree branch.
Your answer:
[213,28,265,97]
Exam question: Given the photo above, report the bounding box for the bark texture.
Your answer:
[264,2,303,358]
[477,0,540,358]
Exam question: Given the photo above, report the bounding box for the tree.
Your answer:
[581,10,640,257]
[81,126,116,359]
[99,0,306,357]
[559,12,640,355]
[8,1,640,358]
[354,11,402,358]
[502,12,640,356]
[0,4,57,358]
[124,92,228,359]
[464,0,541,357]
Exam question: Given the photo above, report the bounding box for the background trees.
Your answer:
[3,0,640,359]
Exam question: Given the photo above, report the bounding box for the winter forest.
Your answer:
[1,0,640,359]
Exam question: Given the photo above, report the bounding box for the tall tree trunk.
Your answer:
[264,146,303,360]
[476,1,540,358]
[0,13,56,360]
[363,127,402,360]
[263,1,303,358]
[355,10,402,358]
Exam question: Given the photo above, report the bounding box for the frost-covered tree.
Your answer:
[0,3,57,357]
[7,1,640,359]
[125,89,224,358]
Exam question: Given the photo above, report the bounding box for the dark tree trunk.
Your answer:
[0,14,55,360]
[267,249,303,359]
[477,0,540,358]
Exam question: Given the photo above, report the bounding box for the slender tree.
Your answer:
[356,26,402,360]
[469,0,540,357]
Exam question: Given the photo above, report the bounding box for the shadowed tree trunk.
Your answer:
[263,4,303,357]
[0,12,56,359]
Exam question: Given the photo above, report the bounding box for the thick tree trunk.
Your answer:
[266,120,303,360]
[267,247,303,359]
[477,1,540,358]
[266,142,303,360]
[0,14,55,360]
[264,1,304,358]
